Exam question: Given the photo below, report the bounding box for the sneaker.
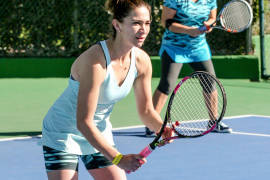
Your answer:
[145,127,155,136]
[212,122,232,133]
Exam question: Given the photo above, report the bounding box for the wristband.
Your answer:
[112,153,123,165]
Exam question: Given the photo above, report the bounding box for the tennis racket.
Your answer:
[137,71,227,169]
[199,0,253,33]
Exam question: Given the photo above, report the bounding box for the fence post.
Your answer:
[73,0,79,50]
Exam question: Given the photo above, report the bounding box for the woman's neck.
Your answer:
[106,38,133,60]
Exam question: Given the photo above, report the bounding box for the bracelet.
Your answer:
[112,153,123,165]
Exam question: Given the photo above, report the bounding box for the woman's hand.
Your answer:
[203,21,215,33]
[117,154,146,172]
[158,126,174,147]
[188,27,204,37]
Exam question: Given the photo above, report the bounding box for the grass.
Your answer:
[1,78,269,139]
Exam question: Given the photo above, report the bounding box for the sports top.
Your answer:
[160,0,217,63]
[42,40,138,155]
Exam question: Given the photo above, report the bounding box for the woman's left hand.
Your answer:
[158,126,174,147]
[203,21,215,33]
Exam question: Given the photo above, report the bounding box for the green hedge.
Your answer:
[0,58,74,78]
[152,56,260,81]
[0,56,260,81]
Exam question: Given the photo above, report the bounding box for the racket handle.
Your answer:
[139,145,153,158]
[126,145,153,174]
[199,25,210,32]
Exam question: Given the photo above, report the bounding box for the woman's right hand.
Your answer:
[117,154,146,172]
[188,27,204,37]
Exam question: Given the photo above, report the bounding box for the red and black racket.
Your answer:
[139,71,227,166]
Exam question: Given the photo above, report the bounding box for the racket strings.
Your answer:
[171,86,208,136]
[195,74,222,126]
[198,75,224,121]
[172,87,207,135]
[169,73,224,136]
[221,0,252,32]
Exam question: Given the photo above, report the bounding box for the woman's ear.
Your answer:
[112,19,121,33]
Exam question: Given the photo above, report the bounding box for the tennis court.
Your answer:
[0,78,270,179]
[1,115,270,180]
[1,0,270,179]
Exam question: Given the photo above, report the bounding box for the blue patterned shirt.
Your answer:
[160,0,217,63]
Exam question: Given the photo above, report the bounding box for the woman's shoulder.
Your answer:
[71,43,107,80]
[85,44,104,61]
[133,47,152,74]
[133,47,151,62]
[76,44,106,66]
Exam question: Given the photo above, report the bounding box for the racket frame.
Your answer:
[140,71,227,158]
[167,71,227,138]
[200,0,253,33]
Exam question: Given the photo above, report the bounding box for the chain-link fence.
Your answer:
[0,0,255,57]
[0,0,111,57]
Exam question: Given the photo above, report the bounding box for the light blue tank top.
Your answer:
[42,40,138,155]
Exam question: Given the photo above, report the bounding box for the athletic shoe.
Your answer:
[212,122,232,133]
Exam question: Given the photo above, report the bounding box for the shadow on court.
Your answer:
[113,131,150,138]
[0,115,269,180]
[0,131,41,137]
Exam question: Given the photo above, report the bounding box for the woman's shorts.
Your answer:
[43,146,113,172]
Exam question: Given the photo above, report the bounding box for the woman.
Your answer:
[42,0,173,179]
[147,0,232,134]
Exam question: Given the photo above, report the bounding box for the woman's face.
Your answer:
[118,6,151,47]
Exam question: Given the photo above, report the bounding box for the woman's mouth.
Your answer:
[136,36,145,42]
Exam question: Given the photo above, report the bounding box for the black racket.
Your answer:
[199,0,253,33]
[139,71,227,164]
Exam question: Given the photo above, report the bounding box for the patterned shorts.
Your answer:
[43,146,113,172]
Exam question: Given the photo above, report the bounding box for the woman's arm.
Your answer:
[74,45,144,172]
[133,49,174,144]
[161,6,202,37]
[203,8,217,33]
[133,49,164,133]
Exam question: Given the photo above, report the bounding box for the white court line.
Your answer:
[113,125,144,131]
[231,131,270,137]
[224,114,270,137]
[1,114,270,141]
[0,135,42,142]
[250,114,270,118]
[223,114,270,120]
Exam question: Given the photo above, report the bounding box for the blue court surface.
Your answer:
[0,115,269,180]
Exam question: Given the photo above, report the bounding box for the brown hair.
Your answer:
[105,0,151,38]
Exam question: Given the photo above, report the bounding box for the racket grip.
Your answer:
[139,145,153,158]
[199,25,210,32]
[199,26,207,32]
[126,145,153,174]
